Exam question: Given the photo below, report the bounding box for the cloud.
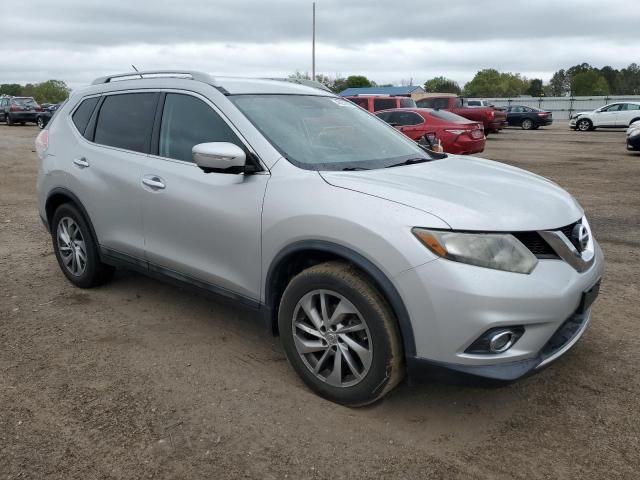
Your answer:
[1,0,637,87]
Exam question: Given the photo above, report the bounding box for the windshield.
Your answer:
[230,94,434,170]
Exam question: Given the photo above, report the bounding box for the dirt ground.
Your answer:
[1,122,638,479]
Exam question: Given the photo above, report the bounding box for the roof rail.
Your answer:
[262,77,333,93]
[91,70,216,85]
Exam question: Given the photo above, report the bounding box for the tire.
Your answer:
[51,203,114,288]
[37,117,45,129]
[278,262,404,406]
[521,118,534,130]
[20,122,26,126]
[576,118,593,131]
[6,113,13,126]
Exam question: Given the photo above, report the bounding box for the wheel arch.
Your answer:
[629,117,640,126]
[45,188,99,244]
[264,240,416,357]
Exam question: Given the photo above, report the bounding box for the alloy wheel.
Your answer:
[292,289,373,388]
[522,119,533,130]
[56,217,87,276]
[577,120,591,131]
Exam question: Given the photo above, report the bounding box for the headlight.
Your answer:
[629,129,640,138]
[412,228,538,274]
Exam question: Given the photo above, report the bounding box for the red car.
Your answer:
[375,108,486,154]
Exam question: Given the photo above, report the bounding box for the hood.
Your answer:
[320,156,583,231]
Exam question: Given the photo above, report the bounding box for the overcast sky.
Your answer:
[2,0,638,89]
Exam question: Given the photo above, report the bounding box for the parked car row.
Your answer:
[0,96,61,127]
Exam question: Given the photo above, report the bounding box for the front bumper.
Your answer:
[395,240,604,382]
[406,307,593,384]
[627,135,640,151]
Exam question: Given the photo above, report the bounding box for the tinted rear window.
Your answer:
[373,98,398,111]
[429,109,473,123]
[14,97,37,106]
[94,93,158,153]
[72,97,99,135]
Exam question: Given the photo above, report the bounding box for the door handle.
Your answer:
[142,176,166,190]
[73,157,89,168]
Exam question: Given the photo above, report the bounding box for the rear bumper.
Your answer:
[447,136,486,155]
[538,118,553,126]
[7,112,37,122]
[488,120,508,131]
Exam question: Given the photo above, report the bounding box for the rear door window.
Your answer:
[348,97,370,110]
[158,93,242,163]
[94,93,159,153]
[71,97,100,135]
[373,98,398,112]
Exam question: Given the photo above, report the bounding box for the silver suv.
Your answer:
[36,71,604,406]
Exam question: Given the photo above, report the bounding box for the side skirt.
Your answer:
[100,246,265,316]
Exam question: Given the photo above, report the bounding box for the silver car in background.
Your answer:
[36,71,604,406]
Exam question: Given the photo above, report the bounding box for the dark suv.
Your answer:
[0,96,42,125]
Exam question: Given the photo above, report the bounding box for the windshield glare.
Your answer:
[230,95,432,170]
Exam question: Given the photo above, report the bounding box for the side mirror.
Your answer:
[192,142,247,174]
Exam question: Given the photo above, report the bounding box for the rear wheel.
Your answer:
[51,203,114,288]
[278,262,404,406]
[37,117,45,129]
[6,114,13,126]
[521,118,534,130]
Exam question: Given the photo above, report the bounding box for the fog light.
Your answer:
[489,331,516,353]
[465,327,525,354]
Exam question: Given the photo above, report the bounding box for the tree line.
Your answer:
[0,80,70,104]
[293,62,640,98]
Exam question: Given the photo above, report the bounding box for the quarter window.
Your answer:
[623,103,640,111]
[71,97,99,135]
[158,93,242,163]
[94,93,158,153]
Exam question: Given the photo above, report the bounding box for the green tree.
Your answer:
[526,79,544,97]
[344,75,373,89]
[32,80,70,103]
[463,69,528,97]
[546,69,569,96]
[0,84,22,96]
[423,76,461,95]
[617,63,640,94]
[571,71,610,96]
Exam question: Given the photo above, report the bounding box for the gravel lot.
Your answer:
[1,123,638,479]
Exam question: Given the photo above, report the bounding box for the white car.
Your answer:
[570,102,640,131]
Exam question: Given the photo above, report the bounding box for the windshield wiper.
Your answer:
[341,167,370,171]
[385,157,430,168]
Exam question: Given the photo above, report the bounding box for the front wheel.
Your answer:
[6,114,13,126]
[278,262,404,406]
[576,118,593,131]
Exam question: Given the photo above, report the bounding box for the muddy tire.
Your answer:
[278,262,404,406]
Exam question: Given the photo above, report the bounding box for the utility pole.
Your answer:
[312,2,316,81]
